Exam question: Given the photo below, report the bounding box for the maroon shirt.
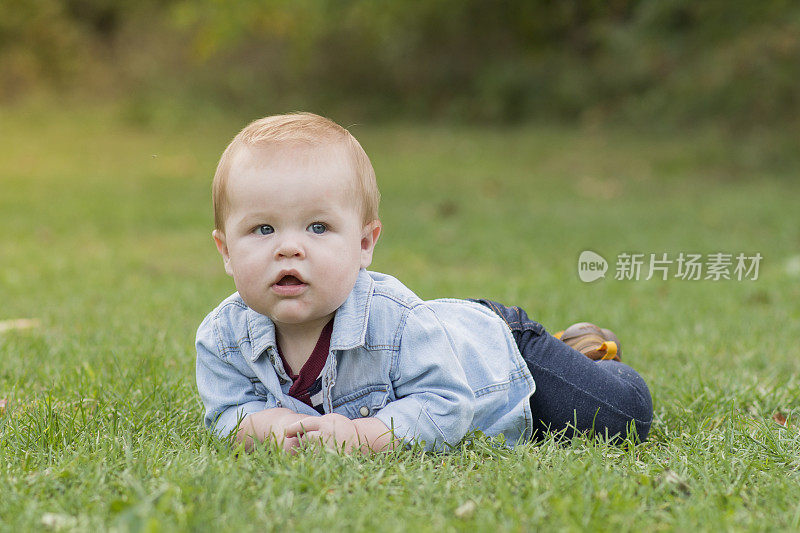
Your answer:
[276,318,334,414]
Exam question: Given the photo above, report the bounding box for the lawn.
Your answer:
[1,101,799,531]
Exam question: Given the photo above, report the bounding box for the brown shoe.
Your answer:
[553,322,622,361]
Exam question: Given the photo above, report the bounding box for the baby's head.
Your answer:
[211,112,382,331]
[213,113,380,233]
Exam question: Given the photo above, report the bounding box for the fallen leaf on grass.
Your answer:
[41,512,76,530]
[0,318,40,333]
[658,469,691,495]
[772,412,788,426]
[454,500,476,519]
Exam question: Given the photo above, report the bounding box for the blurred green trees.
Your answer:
[2,0,798,128]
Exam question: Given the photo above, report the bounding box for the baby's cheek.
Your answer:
[237,259,266,282]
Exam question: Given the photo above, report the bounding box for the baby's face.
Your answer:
[214,142,379,331]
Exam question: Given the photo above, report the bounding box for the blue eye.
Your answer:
[254,225,274,235]
[308,222,327,234]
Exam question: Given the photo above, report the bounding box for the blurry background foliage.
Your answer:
[1,0,799,129]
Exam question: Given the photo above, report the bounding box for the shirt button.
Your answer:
[359,406,370,417]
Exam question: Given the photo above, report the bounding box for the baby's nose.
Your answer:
[275,238,304,258]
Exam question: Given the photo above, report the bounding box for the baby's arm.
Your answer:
[352,416,400,452]
[235,408,312,452]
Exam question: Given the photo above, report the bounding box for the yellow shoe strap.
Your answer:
[599,341,618,360]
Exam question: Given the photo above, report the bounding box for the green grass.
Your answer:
[1,101,800,532]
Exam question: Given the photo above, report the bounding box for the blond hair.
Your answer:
[212,112,380,231]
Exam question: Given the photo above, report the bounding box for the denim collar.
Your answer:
[245,268,375,362]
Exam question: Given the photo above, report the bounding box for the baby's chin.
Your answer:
[265,303,337,327]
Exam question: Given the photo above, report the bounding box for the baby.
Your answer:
[196,112,653,453]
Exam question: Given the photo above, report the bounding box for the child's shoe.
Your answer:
[553,322,622,361]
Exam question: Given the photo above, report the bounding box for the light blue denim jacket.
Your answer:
[196,268,536,451]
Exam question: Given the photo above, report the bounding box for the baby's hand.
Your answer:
[284,413,363,454]
[236,408,309,452]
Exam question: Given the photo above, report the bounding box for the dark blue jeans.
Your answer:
[468,298,653,443]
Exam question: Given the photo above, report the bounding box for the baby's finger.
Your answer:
[284,417,321,437]
[283,436,301,454]
[298,430,326,448]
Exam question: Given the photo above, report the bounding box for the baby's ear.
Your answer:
[212,229,234,277]
[360,220,382,269]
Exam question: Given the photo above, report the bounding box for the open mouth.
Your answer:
[276,275,304,286]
